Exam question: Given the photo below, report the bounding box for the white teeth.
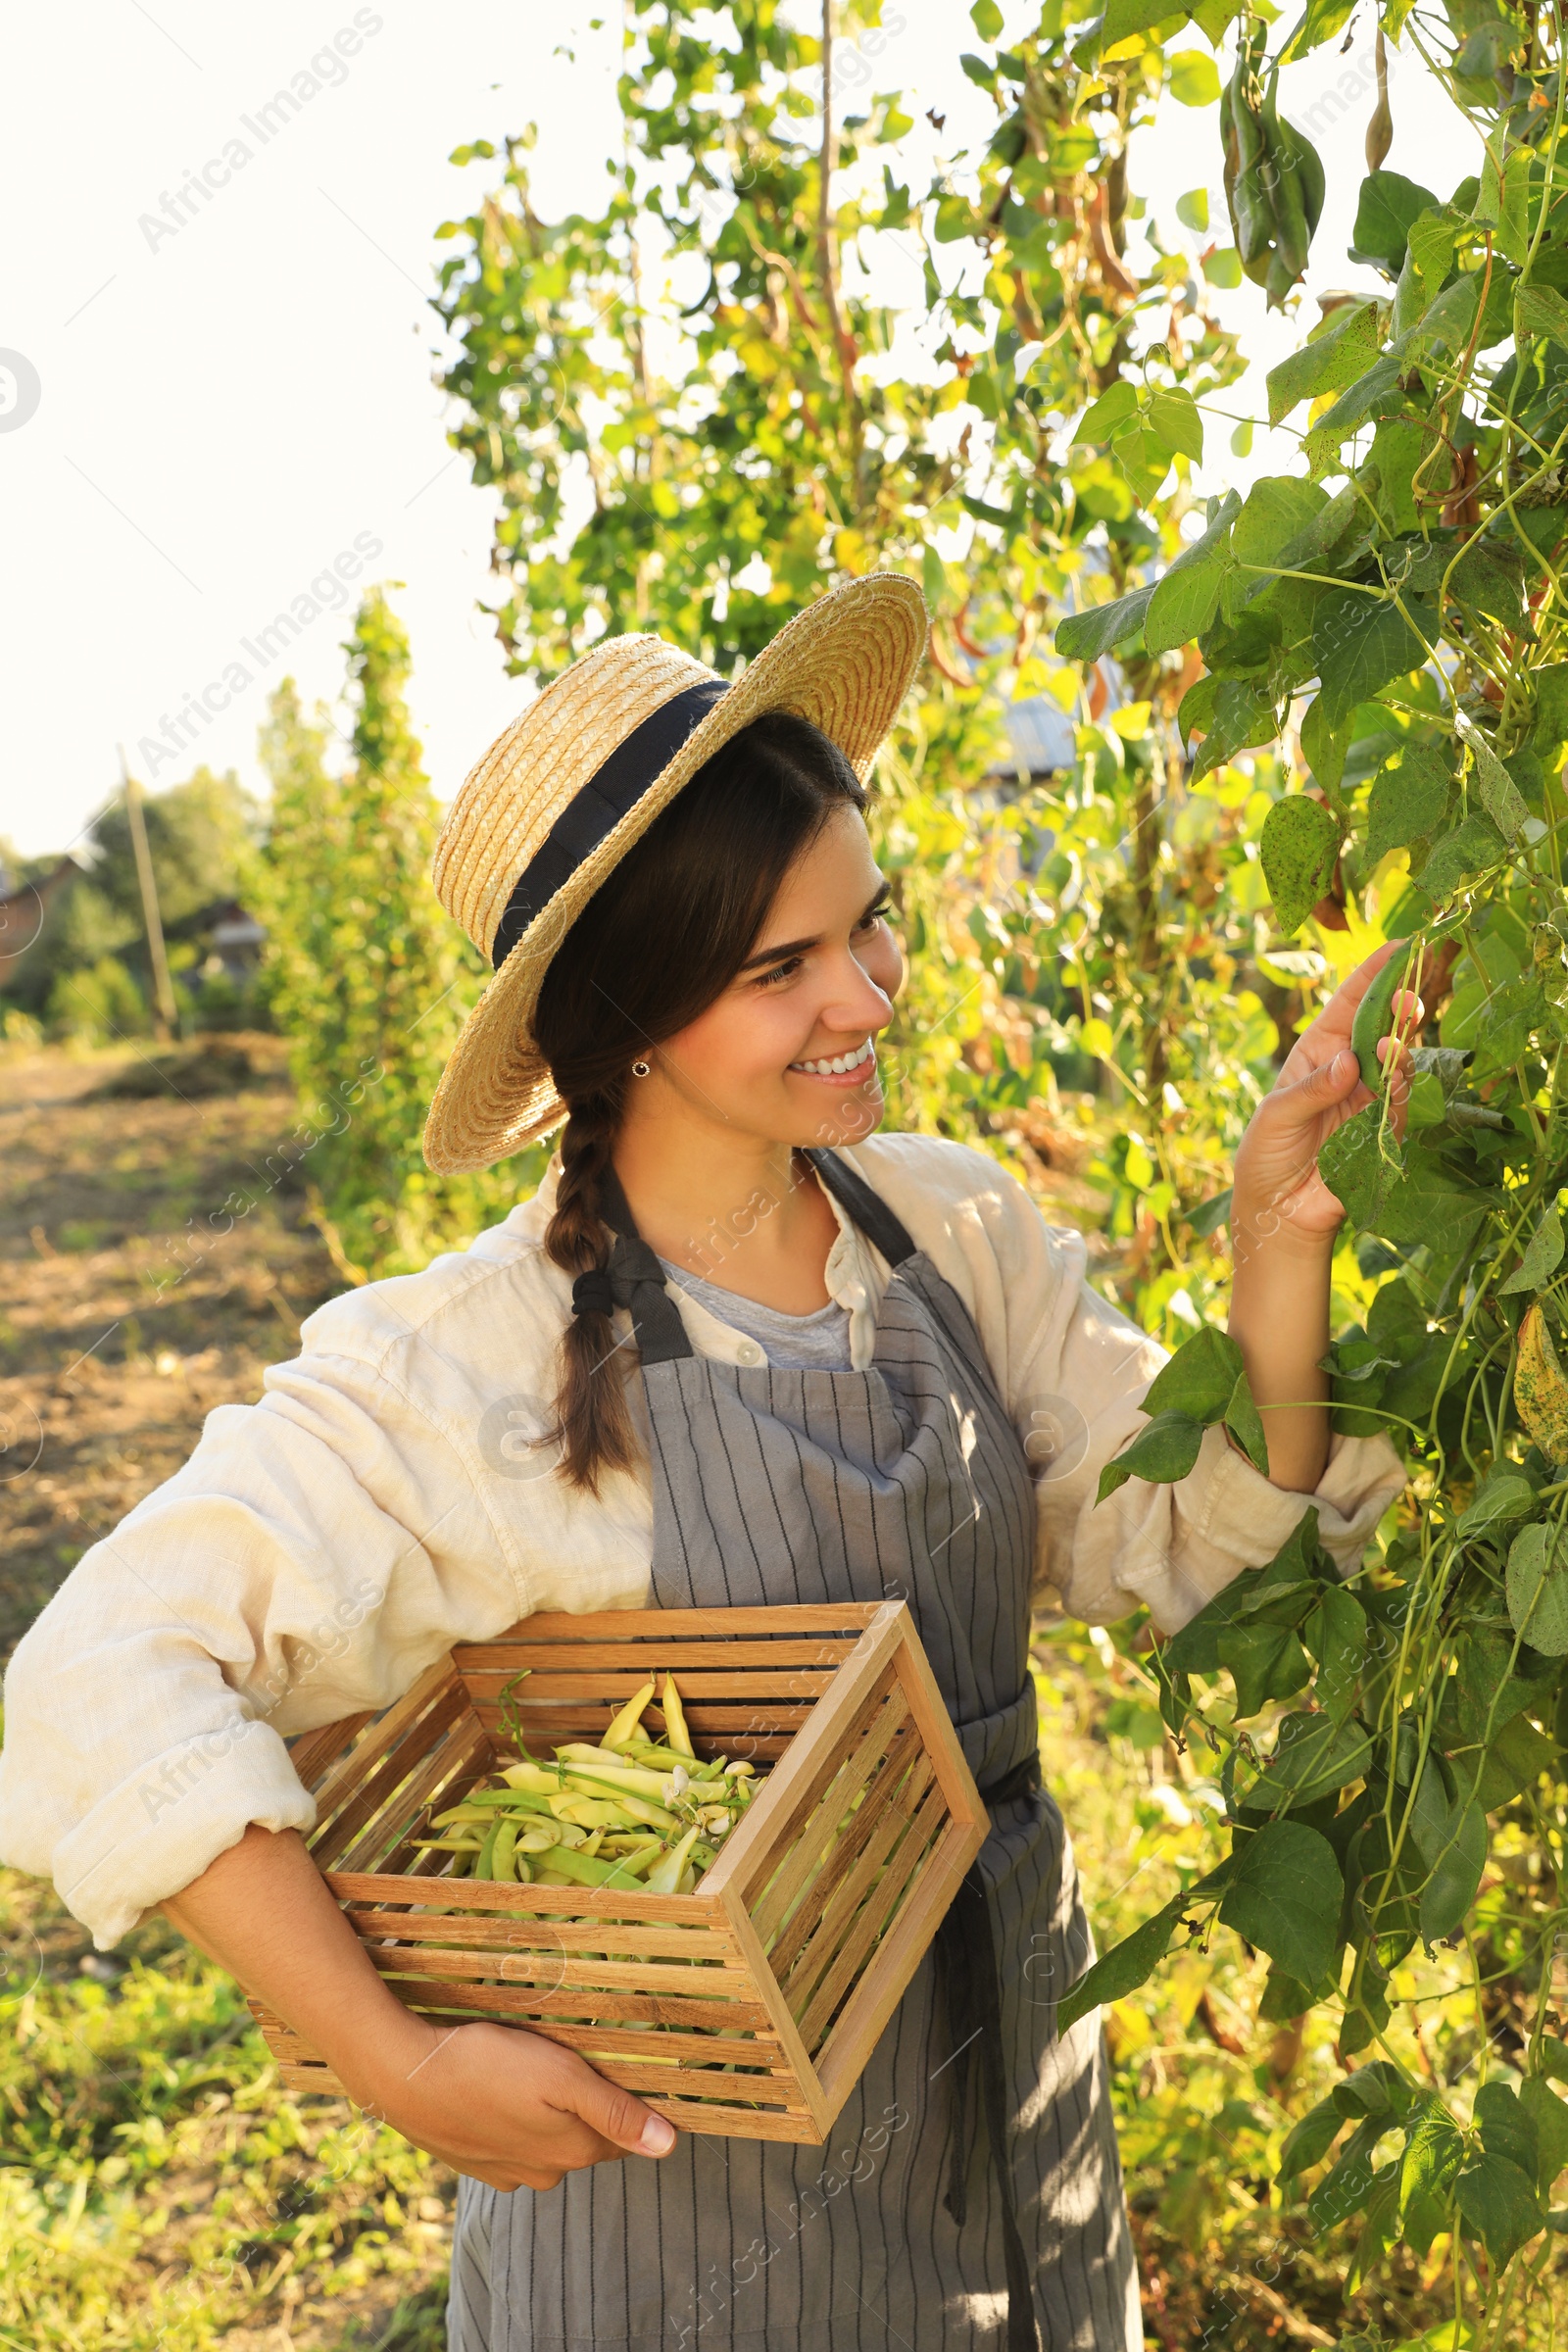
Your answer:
[792,1038,873,1076]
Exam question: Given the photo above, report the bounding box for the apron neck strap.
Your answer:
[594,1163,695,1365]
[802,1148,917,1268]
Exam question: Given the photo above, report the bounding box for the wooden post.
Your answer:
[118,745,178,1041]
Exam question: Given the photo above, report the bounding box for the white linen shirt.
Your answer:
[0,1131,1403,1948]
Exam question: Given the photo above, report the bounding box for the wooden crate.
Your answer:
[250,1600,985,2142]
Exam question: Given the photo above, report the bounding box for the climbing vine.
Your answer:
[1057,1,1568,2339]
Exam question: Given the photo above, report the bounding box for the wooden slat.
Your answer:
[489,1719,795,1758]
[287,1712,374,1793]
[812,1814,986,2116]
[262,2055,825,2141]
[781,1754,937,2010]
[889,1627,986,1834]
[796,1781,950,2049]
[343,1910,740,1961]
[363,1945,754,1999]
[458,1640,861,1674]
[308,1655,462,1823]
[475,1701,809,1735]
[310,1682,470,1866]
[765,1728,920,1979]
[463,1604,885,1644]
[323,1870,727,1926]
[349,1981,776,2069]
[699,1605,907,1906]
[465,1669,836,1701]
[712,1887,833,2142]
[751,1690,912,1947]
[337,1716,494,1877]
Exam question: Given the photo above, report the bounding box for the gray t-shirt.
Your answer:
[658,1257,853,1371]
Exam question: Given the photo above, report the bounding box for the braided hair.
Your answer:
[533,710,865,1492]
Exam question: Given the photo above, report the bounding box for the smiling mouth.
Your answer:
[790,1037,875,1078]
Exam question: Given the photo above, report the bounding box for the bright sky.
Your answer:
[0,1,1481,859]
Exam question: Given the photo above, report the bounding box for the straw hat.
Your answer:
[422,572,928,1174]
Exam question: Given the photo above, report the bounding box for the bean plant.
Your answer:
[1056,2,1568,2338]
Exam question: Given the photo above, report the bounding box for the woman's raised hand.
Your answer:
[1231,940,1420,1250]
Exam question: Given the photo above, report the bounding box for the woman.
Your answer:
[0,575,1403,2351]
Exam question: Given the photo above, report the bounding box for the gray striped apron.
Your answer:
[449,1152,1141,2352]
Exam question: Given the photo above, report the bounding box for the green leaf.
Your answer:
[1420,812,1508,903]
[1204,246,1243,288]
[969,0,1004,35]
[1224,1369,1269,1473]
[1306,2117,1383,2230]
[1500,1208,1565,1297]
[1399,2093,1466,2224]
[1279,2096,1347,2179]
[1144,487,1242,658]
[1184,1185,1232,1237]
[1318,1102,1399,1231]
[1312,593,1429,729]
[1521,2077,1568,2194]
[1176,186,1209,233]
[1535,662,1568,751]
[1418,1799,1487,1947]
[1457,1468,1539,1537]
[1265,302,1384,426]
[959,51,997,88]
[1189,678,1281,783]
[1332,2060,1412,2121]
[1217,1622,1312,1718]
[1365,746,1451,866]
[1073,380,1139,444]
[1056,584,1154,662]
[1166,47,1220,105]
[1498,144,1533,267]
[1471,1709,1556,1809]
[1303,1586,1368,1722]
[1218,1819,1343,1987]
[1304,358,1404,468]
[1350,170,1441,274]
[1455,2153,1545,2269]
[1260,796,1340,933]
[1055,1888,1190,2032]
[1142,1323,1244,1421]
[1231,475,1327,568]
[1458,713,1530,841]
[1478,2080,1541,2180]
[1145,385,1204,463]
[1278,0,1357,61]
[1506,1522,1568,1656]
[1144,559,1223,655]
[1407,206,1460,290]
[1250,1710,1374,1805]
[1096,1409,1205,1502]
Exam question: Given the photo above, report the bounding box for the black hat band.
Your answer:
[490,676,730,970]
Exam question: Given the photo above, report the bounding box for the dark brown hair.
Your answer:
[532,709,866,1492]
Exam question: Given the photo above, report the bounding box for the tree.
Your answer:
[256,595,534,1279]
[0,767,263,1032]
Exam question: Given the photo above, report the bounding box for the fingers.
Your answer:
[560,2059,678,2158]
[1273,1046,1361,1123]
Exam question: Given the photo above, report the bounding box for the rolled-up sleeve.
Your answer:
[1011,1228,1404,1633]
[0,1350,520,1950]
